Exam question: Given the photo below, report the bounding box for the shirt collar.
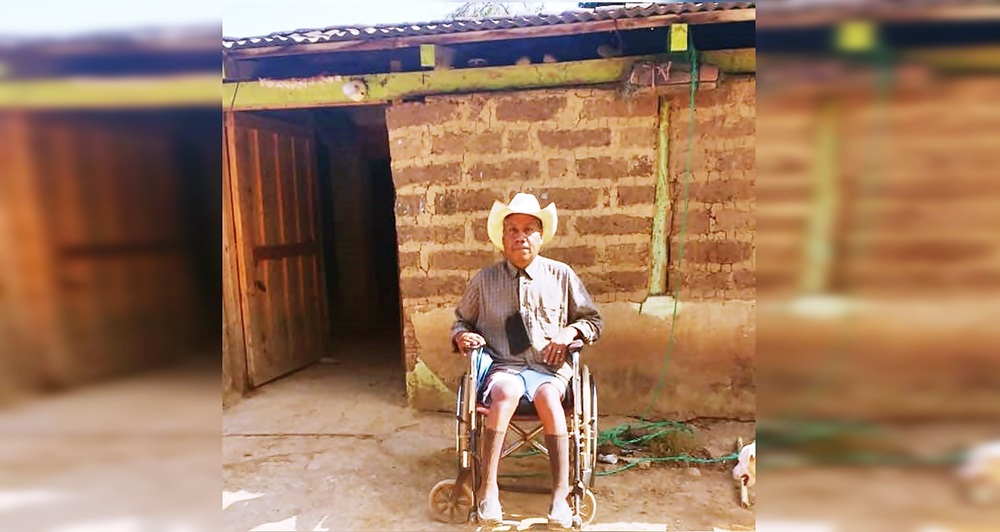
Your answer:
[505,257,542,279]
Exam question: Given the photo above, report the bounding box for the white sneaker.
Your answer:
[477,497,503,525]
[547,499,573,529]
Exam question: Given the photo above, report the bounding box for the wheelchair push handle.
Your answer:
[467,345,486,377]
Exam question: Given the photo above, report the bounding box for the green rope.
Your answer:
[638,27,699,423]
[775,37,896,444]
[594,418,740,476]
[761,451,966,470]
[502,419,738,478]
[502,446,964,479]
[757,419,885,447]
[597,452,738,477]
[598,420,693,449]
[501,451,740,479]
[584,31,706,478]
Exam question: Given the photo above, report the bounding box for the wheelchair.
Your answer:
[428,340,598,529]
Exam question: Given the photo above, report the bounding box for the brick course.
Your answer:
[538,129,612,149]
[497,96,567,121]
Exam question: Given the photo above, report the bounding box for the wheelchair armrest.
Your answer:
[567,339,585,366]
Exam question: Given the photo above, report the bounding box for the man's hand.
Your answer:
[541,327,579,366]
[454,331,486,356]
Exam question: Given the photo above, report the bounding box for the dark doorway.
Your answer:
[232,105,403,384]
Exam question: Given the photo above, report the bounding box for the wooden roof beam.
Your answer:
[702,48,755,74]
[223,54,725,111]
[0,74,221,109]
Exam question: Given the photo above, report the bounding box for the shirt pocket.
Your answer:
[539,303,565,330]
[532,285,565,337]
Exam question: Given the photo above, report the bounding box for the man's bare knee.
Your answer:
[533,384,564,411]
[490,381,523,405]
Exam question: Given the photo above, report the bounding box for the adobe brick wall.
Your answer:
[668,76,756,301]
[835,78,1000,295]
[755,75,1000,420]
[387,77,756,417]
[755,96,817,297]
[386,89,661,312]
[756,76,1000,298]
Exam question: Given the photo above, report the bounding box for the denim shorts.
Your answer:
[479,366,566,405]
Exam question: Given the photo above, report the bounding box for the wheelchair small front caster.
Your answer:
[427,479,473,524]
[579,488,597,526]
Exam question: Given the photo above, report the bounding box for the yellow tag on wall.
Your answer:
[837,20,876,51]
[670,24,688,52]
[420,44,436,68]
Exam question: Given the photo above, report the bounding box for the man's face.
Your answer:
[502,213,543,268]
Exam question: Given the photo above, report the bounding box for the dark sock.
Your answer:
[480,428,506,499]
[544,433,570,503]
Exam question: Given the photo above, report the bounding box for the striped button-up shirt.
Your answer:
[452,255,603,381]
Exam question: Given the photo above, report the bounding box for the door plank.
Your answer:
[228,112,329,386]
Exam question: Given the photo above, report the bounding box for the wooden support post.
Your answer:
[648,97,671,296]
[801,98,839,294]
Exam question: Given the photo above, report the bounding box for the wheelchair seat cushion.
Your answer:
[513,391,573,417]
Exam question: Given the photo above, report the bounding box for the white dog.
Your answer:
[733,437,756,508]
[957,440,1000,505]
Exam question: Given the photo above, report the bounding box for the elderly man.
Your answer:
[451,192,603,528]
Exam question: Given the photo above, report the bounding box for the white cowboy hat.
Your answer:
[487,193,558,250]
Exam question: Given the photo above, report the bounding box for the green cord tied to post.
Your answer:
[566,28,717,478]
[637,24,699,424]
[599,419,693,449]
[762,23,954,470]
[779,20,894,425]
[604,27,715,475]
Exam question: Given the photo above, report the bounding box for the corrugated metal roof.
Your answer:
[0,26,220,54]
[223,2,755,50]
[757,0,997,28]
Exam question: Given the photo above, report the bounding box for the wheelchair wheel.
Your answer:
[455,379,463,453]
[581,366,598,488]
[578,488,597,527]
[427,479,474,524]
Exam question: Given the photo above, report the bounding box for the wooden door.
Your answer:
[2,112,199,389]
[225,112,329,386]
[222,121,248,403]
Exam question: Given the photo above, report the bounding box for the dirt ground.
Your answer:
[1,343,994,531]
[222,344,757,532]
[755,421,1000,532]
[0,356,219,531]
[223,340,1000,532]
